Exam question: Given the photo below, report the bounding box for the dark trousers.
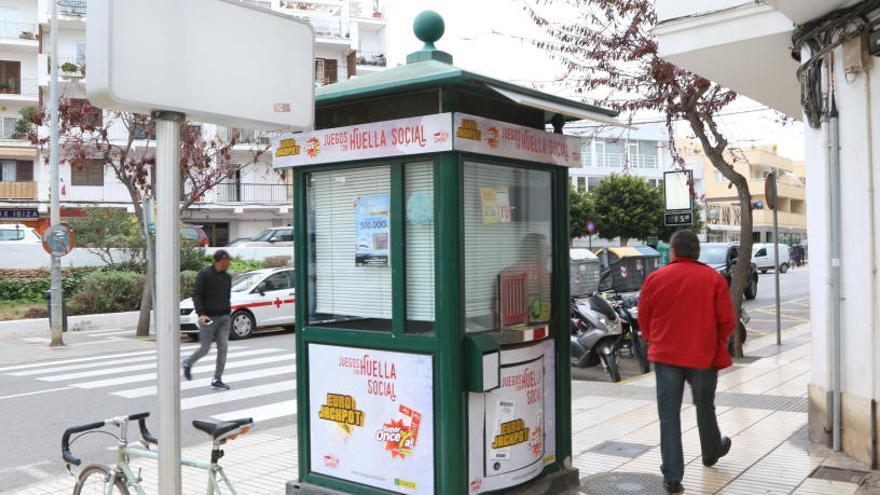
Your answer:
[655,362,723,483]
[184,314,231,380]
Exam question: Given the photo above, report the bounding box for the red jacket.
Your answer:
[638,258,737,369]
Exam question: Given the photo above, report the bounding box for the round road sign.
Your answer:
[586,220,596,235]
[42,225,75,257]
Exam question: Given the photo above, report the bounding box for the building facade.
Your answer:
[0,0,389,245]
[655,0,875,467]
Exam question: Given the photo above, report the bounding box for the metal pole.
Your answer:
[773,200,781,346]
[829,98,842,452]
[48,0,62,347]
[154,111,184,494]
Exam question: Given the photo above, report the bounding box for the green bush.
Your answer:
[0,271,88,302]
[230,258,263,275]
[68,271,145,315]
[180,246,210,272]
[180,270,198,300]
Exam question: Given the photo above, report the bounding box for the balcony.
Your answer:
[59,0,87,17]
[584,152,660,170]
[64,182,131,203]
[752,209,807,230]
[278,1,349,41]
[0,181,37,200]
[0,78,39,101]
[212,182,293,204]
[0,116,27,140]
[0,22,38,50]
[355,50,386,74]
[748,178,805,201]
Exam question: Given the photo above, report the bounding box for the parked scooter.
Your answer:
[728,309,751,354]
[570,272,623,382]
[608,294,650,374]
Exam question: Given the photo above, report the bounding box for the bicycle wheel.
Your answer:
[73,464,130,495]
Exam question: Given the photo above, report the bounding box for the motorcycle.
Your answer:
[728,309,751,354]
[607,293,650,374]
[570,287,624,383]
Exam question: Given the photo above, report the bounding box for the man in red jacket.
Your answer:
[638,230,737,494]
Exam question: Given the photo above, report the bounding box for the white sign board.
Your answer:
[309,344,435,494]
[664,170,693,211]
[272,113,453,167]
[87,0,314,130]
[453,113,583,167]
[468,340,556,494]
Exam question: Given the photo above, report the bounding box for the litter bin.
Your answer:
[44,289,68,333]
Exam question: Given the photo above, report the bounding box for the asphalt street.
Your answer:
[0,328,297,492]
[571,266,811,383]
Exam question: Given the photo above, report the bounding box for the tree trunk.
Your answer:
[134,201,154,337]
[620,238,629,247]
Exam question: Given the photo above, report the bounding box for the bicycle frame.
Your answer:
[102,421,238,495]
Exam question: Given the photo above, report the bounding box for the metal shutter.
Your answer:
[310,166,392,319]
[405,162,434,324]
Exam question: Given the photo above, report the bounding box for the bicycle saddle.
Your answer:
[192,417,253,440]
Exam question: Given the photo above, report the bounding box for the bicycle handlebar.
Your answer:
[62,412,153,466]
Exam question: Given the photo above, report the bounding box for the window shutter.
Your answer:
[405,162,434,324]
[324,59,338,84]
[15,160,32,181]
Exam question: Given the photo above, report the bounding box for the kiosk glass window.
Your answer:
[463,162,554,333]
[306,166,392,331]
[405,162,435,334]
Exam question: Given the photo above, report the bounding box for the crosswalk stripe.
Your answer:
[212,399,297,423]
[112,365,296,398]
[10,345,204,376]
[0,349,163,372]
[181,381,293,410]
[39,348,283,382]
[72,353,295,389]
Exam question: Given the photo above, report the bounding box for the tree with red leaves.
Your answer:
[28,99,269,336]
[526,0,754,355]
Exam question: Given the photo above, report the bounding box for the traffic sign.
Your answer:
[585,220,596,235]
[42,225,74,256]
[664,211,694,227]
[765,172,778,210]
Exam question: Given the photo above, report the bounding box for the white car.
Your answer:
[180,268,296,339]
[0,223,42,244]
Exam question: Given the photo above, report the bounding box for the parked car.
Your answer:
[0,223,41,244]
[181,224,209,247]
[233,226,293,247]
[698,243,759,300]
[226,237,253,247]
[752,243,791,273]
[179,268,295,339]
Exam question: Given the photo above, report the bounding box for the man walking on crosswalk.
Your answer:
[182,250,233,390]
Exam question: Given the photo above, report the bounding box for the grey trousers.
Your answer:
[185,314,231,380]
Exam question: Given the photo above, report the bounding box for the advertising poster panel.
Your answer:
[354,193,390,266]
[309,344,435,494]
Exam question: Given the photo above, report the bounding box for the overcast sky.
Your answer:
[380,0,806,161]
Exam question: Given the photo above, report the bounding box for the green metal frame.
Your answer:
[293,150,571,495]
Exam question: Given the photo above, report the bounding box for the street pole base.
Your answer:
[287,469,581,495]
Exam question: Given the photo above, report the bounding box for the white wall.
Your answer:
[655,0,747,23]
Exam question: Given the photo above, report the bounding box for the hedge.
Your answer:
[68,271,145,314]
[0,270,89,302]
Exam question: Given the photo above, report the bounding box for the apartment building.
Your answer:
[680,140,807,245]
[0,0,389,246]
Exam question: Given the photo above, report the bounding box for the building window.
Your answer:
[405,162,435,334]
[463,162,553,333]
[315,58,338,85]
[71,160,105,186]
[577,176,587,192]
[588,176,604,190]
[0,160,14,181]
[0,60,20,94]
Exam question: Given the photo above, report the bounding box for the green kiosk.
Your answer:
[275,11,621,495]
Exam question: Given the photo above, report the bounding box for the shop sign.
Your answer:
[355,193,390,266]
[272,113,454,168]
[453,113,583,167]
[309,344,434,494]
[0,208,39,220]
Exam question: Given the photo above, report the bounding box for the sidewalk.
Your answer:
[10,324,880,495]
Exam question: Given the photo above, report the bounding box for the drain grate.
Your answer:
[714,391,807,412]
[587,441,652,459]
[580,472,666,495]
[810,466,869,484]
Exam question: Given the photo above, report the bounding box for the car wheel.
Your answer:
[230,310,256,340]
[760,269,768,274]
[744,276,758,300]
[779,263,789,273]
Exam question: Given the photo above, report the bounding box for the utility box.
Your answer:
[277,11,622,495]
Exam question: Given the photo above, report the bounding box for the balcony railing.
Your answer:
[213,182,293,204]
[59,0,87,17]
[0,181,37,200]
[356,51,386,67]
[51,55,86,78]
[0,78,38,97]
[0,22,37,41]
[0,116,25,139]
[583,152,660,169]
[64,181,130,203]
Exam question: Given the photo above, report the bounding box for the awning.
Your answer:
[0,146,38,158]
[487,85,634,129]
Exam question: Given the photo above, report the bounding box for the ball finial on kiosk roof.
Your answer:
[414,10,445,48]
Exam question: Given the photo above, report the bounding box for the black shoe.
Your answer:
[182,363,192,381]
[703,436,732,467]
[211,379,230,390]
[664,481,684,494]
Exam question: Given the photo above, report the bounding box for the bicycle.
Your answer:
[61,411,253,494]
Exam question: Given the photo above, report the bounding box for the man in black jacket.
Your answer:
[182,250,233,389]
